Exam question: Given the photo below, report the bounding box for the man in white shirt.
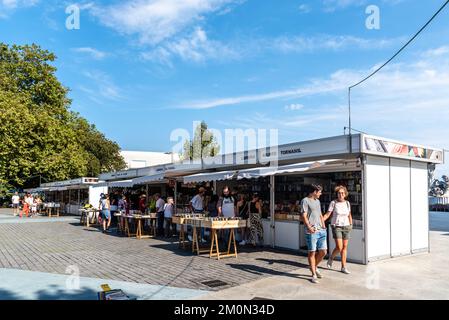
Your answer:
[190,187,205,213]
[155,194,166,237]
[188,187,206,242]
[218,186,236,218]
[164,197,175,238]
[12,192,20,216]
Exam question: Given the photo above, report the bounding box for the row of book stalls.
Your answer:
[27,134,444,265]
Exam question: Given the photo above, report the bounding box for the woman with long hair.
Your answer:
[247,193,264,247]
[324,185,353,274]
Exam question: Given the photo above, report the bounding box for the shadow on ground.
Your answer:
[226,263,311,282]
[0,286,99,300]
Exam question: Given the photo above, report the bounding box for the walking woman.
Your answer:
[247,193,264,247]
[324,185,353,274]
[99,193,111,233]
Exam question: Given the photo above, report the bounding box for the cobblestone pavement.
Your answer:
[0,209,305,292]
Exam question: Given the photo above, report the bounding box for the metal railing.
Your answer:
[429,197,449,212]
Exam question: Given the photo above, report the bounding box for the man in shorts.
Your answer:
[12,192,20,216]
[300,184,327,284]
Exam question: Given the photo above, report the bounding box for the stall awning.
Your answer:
[183,170,240,184]
[108,180,135,188]
[49,187,68,192]
[182,160,342,183]
[238,160,335,178]
[132,173,165,185]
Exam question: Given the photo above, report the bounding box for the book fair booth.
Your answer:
[27,177,99,215]
[34,134,443,264]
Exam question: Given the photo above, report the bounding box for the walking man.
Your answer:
[155,194,165,237]
[300,184,327,284]
[12,192,20,216]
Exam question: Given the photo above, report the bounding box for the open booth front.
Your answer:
[40,178,99,215]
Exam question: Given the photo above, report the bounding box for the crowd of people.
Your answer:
[11,192,43,218]
[95,186,266,247]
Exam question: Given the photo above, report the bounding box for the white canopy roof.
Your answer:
[183,160,339,183]
[108,180,135,188]
[183,170,239,184]
[132,173,165,185]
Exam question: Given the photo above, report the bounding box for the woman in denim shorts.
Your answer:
[324,185,353,274]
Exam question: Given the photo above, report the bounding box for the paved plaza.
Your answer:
[0,208,448,300]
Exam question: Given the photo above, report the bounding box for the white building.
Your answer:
[120,151,180,169]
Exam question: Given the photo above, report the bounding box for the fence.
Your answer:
[429,196,449,212]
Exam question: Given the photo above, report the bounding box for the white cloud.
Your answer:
[1,0,39,9]
[0,0,39,17]
[421,46,449,58]
[72,47,108,60]
[321,0,404,12]
[89,0,240,46]
[298,4,311,14]
[82,70,123,101]
[142,27,238,64]
[269,35,403,53]
[178,69,357,109]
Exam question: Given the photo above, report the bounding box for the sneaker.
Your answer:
[239,240,246,246]
[327,257,333,269]
[311,275,319,284]
[201,238,207,243]
[341,267,351,274]
[315,268,323,279]
[187,235,193,242]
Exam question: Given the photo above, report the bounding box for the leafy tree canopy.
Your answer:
[0,43,125,195]
[182,121,220,161]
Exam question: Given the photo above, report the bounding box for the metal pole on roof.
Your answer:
[348,87,352,154]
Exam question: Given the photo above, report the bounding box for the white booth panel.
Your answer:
[274,221,300,250]
[366,156,391,260]
[390,159,411,256]
[329,227,365,264]
[89,185,108,208]
[411,161,429,252]
[262,219,272,246]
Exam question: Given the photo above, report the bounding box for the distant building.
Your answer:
[120,151,180,169]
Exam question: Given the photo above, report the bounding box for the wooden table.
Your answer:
[135,215,157,240]
[173,214,206,249]
[182,217,247,259]
[45,204,60,218]
[79,209,100,227]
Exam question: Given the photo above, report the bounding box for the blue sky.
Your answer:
[1,0,449,174]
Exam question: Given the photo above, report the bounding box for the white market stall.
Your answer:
[39,177,99,214]
[177,134,443,264]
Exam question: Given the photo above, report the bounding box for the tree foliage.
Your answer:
[430,175,449,197]
[0,43,125,193]
[182,121,220,160]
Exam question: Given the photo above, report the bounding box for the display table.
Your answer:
[79,208,100,227]
[182,217,247,260]
[118,213,157,239]
[173,214,206,249]
[44,203,60,218]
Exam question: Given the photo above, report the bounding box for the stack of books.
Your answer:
[98,289,131,300]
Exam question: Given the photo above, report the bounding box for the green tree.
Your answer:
[182,121,220,160]
[0,43,125,193]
